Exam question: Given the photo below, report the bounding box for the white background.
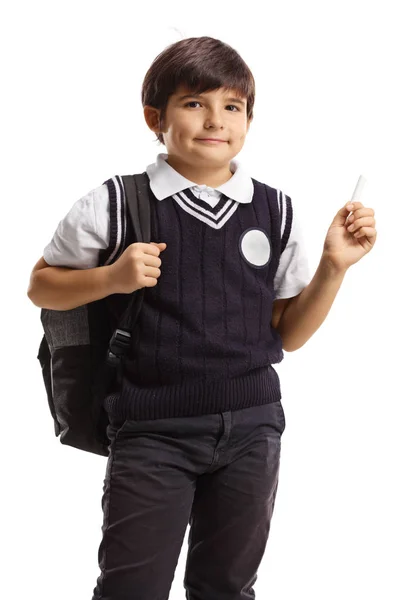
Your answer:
[2,0,399,598]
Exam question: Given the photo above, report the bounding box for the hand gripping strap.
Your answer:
[107,173,151,366]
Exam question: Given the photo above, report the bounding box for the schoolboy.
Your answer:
[28,36,377,600]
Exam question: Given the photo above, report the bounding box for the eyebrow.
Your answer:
[178,94,246,106]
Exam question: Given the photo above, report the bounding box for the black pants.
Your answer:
[91,400,286,600]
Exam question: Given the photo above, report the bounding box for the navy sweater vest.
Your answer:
[100,173,293,420]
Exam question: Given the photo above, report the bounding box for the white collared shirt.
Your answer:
[43,153,312,299]
[147,153,254,206]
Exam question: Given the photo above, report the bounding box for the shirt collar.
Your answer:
[145,153,254,204]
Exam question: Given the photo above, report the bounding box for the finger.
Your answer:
[347,217,376,232]
[346,201,365,211]
[345,201,365,222]
[145,255,162,268]
[347,210,373,223]
[353,227,377,239]
[144,243,163,256]
[337,203,360,225]
[144,266,161,278]
[349,207,375,221]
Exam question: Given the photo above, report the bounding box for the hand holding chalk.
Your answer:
[324,174,376,270]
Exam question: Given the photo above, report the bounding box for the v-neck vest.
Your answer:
[100,173,293,421]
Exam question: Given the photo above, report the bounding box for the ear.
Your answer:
[143,106,162,133]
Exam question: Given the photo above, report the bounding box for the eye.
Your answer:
[183,102,240,111]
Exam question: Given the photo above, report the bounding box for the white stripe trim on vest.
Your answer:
[172,192,240,229]
[177,190,235,221]
[277,189,288,238]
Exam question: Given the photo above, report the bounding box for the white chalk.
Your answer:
[350,175,367,204]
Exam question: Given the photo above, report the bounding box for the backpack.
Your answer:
[36,173,151,457]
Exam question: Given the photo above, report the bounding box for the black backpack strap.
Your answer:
[106,173,151,374]
[123,173,152,244]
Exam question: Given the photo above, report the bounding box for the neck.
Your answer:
[165,155,233,188]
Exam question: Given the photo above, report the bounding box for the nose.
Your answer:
[204,108,224,129]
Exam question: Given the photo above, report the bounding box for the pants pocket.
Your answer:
[275,400,286,434]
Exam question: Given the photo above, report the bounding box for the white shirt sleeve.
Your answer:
[43,184,110,269]
[273,196,312,299]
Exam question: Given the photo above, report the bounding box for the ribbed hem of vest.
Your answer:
[104,365,282,421]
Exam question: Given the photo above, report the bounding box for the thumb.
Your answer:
[150,242,167,249]
[332,202,353,226]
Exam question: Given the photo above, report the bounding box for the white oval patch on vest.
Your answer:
[239,228,271,268]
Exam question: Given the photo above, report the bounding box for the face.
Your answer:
[144,85,252,170]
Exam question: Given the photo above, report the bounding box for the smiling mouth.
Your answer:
[195,139,227,143]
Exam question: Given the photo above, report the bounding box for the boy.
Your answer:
[28,36,376,600]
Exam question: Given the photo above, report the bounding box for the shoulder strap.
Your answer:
[122,173,151,245]
[118,173,151,332]
[106,173,151,364]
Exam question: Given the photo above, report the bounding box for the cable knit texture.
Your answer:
[102,176,291,421]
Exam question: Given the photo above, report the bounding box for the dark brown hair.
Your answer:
[141,36,255,145]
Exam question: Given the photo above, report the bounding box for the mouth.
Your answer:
[195,138,227,144]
